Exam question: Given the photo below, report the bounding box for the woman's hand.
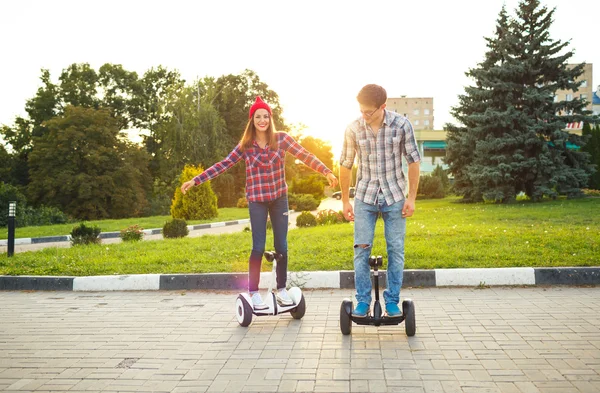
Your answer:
[181,180,196,194]
[326,172,338,188]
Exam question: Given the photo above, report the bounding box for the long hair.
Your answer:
[239,116,279,152]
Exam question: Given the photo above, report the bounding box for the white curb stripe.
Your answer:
[258,271,340,289]
[435,267,535,286]
[73,274,161,291]
[0,238,32,246]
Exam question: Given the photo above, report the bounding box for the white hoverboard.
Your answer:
[235,251,306,327]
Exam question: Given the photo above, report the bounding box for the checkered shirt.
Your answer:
[194,132,332,202]
[339,110,421,205]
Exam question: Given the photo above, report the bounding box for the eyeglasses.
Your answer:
[360,106,380,117]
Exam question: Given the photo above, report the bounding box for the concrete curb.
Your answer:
[1,267,598,291]
[0,219,251,246]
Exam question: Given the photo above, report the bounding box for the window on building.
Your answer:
[553,95,558,102]
[413,109,419,115]
[424,109,430,115]
[424,120,430,126]
[580,94,587,101]
[566,94,573,101]
[414,120,420,126]
[580,80,588,88]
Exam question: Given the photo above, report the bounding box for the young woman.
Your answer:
[181,96,338,309]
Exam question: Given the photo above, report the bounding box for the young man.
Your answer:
[338,84,421,317]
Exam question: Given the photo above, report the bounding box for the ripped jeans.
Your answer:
[248,195,289,292]
[353,191,406,305]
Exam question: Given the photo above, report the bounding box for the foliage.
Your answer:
[296,136,335,176]
[432,165,451,192]
[162,218,189,239]
[171,164,218,220]
[120,225,144,242]
[27,106,152,220]
[70,222,101,246]
[236,197,248,208]
[288,193,319,211]
[315,209,345,225]
[296,211,317,228]
[582,188,600,197]
[418,175,445,199]
[446,0,594,203]
[582,123,600,189]
[18,205,70,228]
[290,174,325,200]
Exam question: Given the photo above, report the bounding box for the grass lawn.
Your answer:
[1,197,598,276]
[0,208,249,240]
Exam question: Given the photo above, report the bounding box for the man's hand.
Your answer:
[343,201,354,222]
[326,172,338,188]
[402,198,416,218]
[181,180,195,195]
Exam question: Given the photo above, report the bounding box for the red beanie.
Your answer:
[249,96,272,118]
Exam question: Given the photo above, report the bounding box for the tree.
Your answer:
[583,122,600,189]
[27,106,151,219]
[171,164,218,220]
[446,0,594,202]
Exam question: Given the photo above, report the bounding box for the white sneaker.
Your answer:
[250,292,268,310]
[275,288,294,306]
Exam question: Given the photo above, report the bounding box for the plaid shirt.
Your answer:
[193,132,332,203]
[339,110,421,205]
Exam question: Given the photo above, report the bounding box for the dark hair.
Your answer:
[357,84,387,107]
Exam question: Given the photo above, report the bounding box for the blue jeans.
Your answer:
[248,195,289,292]
[353,191,406,305]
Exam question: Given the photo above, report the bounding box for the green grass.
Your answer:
[1,197,598,275]
[0,208,249,240]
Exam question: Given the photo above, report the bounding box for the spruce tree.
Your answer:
[446,0,594,202]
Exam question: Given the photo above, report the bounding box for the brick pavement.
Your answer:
[1,287,599,392]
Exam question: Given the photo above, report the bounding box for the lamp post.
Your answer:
[7,201,16,257]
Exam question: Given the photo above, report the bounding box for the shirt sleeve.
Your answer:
[280,133,332,175]
[402,119,421,164]
[339,124,357,169]
[193,145,243,185]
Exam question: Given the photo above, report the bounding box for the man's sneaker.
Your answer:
[275,288,294,306]
[386,302,402,317]
[352,302,370,317]
[250,292,268,310]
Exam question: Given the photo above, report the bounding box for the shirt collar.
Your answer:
[361,109,390,128]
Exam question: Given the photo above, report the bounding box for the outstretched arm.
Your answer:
[181,146,243,194]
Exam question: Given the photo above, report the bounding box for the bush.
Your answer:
[171,165,218,220]
[0,182,28,228]
[163,218,189,239]
[288,193,319,211]
[70,222,101,246]
[290,174,326,200]
[296,211,317,227]
[19,205,70,228]
[315,209,344,225]
[582,188,600,197]
[237,197,248,208]
[418,175,445,199]
[120,225,144,242]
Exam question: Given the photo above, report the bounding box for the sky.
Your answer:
[0,0,598,155]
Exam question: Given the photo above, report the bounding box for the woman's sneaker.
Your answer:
[250,292,268,310]
[275,288,294,306]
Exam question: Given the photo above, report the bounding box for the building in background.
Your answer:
[386,97,434,131]
[593,85,600,116]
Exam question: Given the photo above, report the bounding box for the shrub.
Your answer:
[19,205,70,228]
[290,174,326,200]
[315,209,344,225]
[418,175,445,199]
[582,188,600,197]
[120,225,144,242]
[171,164,218,220]
[289,193,319,211]
[70,222,101,246]
[296,211,317,227]
[163,218,189,239]
[237,197,248,208]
